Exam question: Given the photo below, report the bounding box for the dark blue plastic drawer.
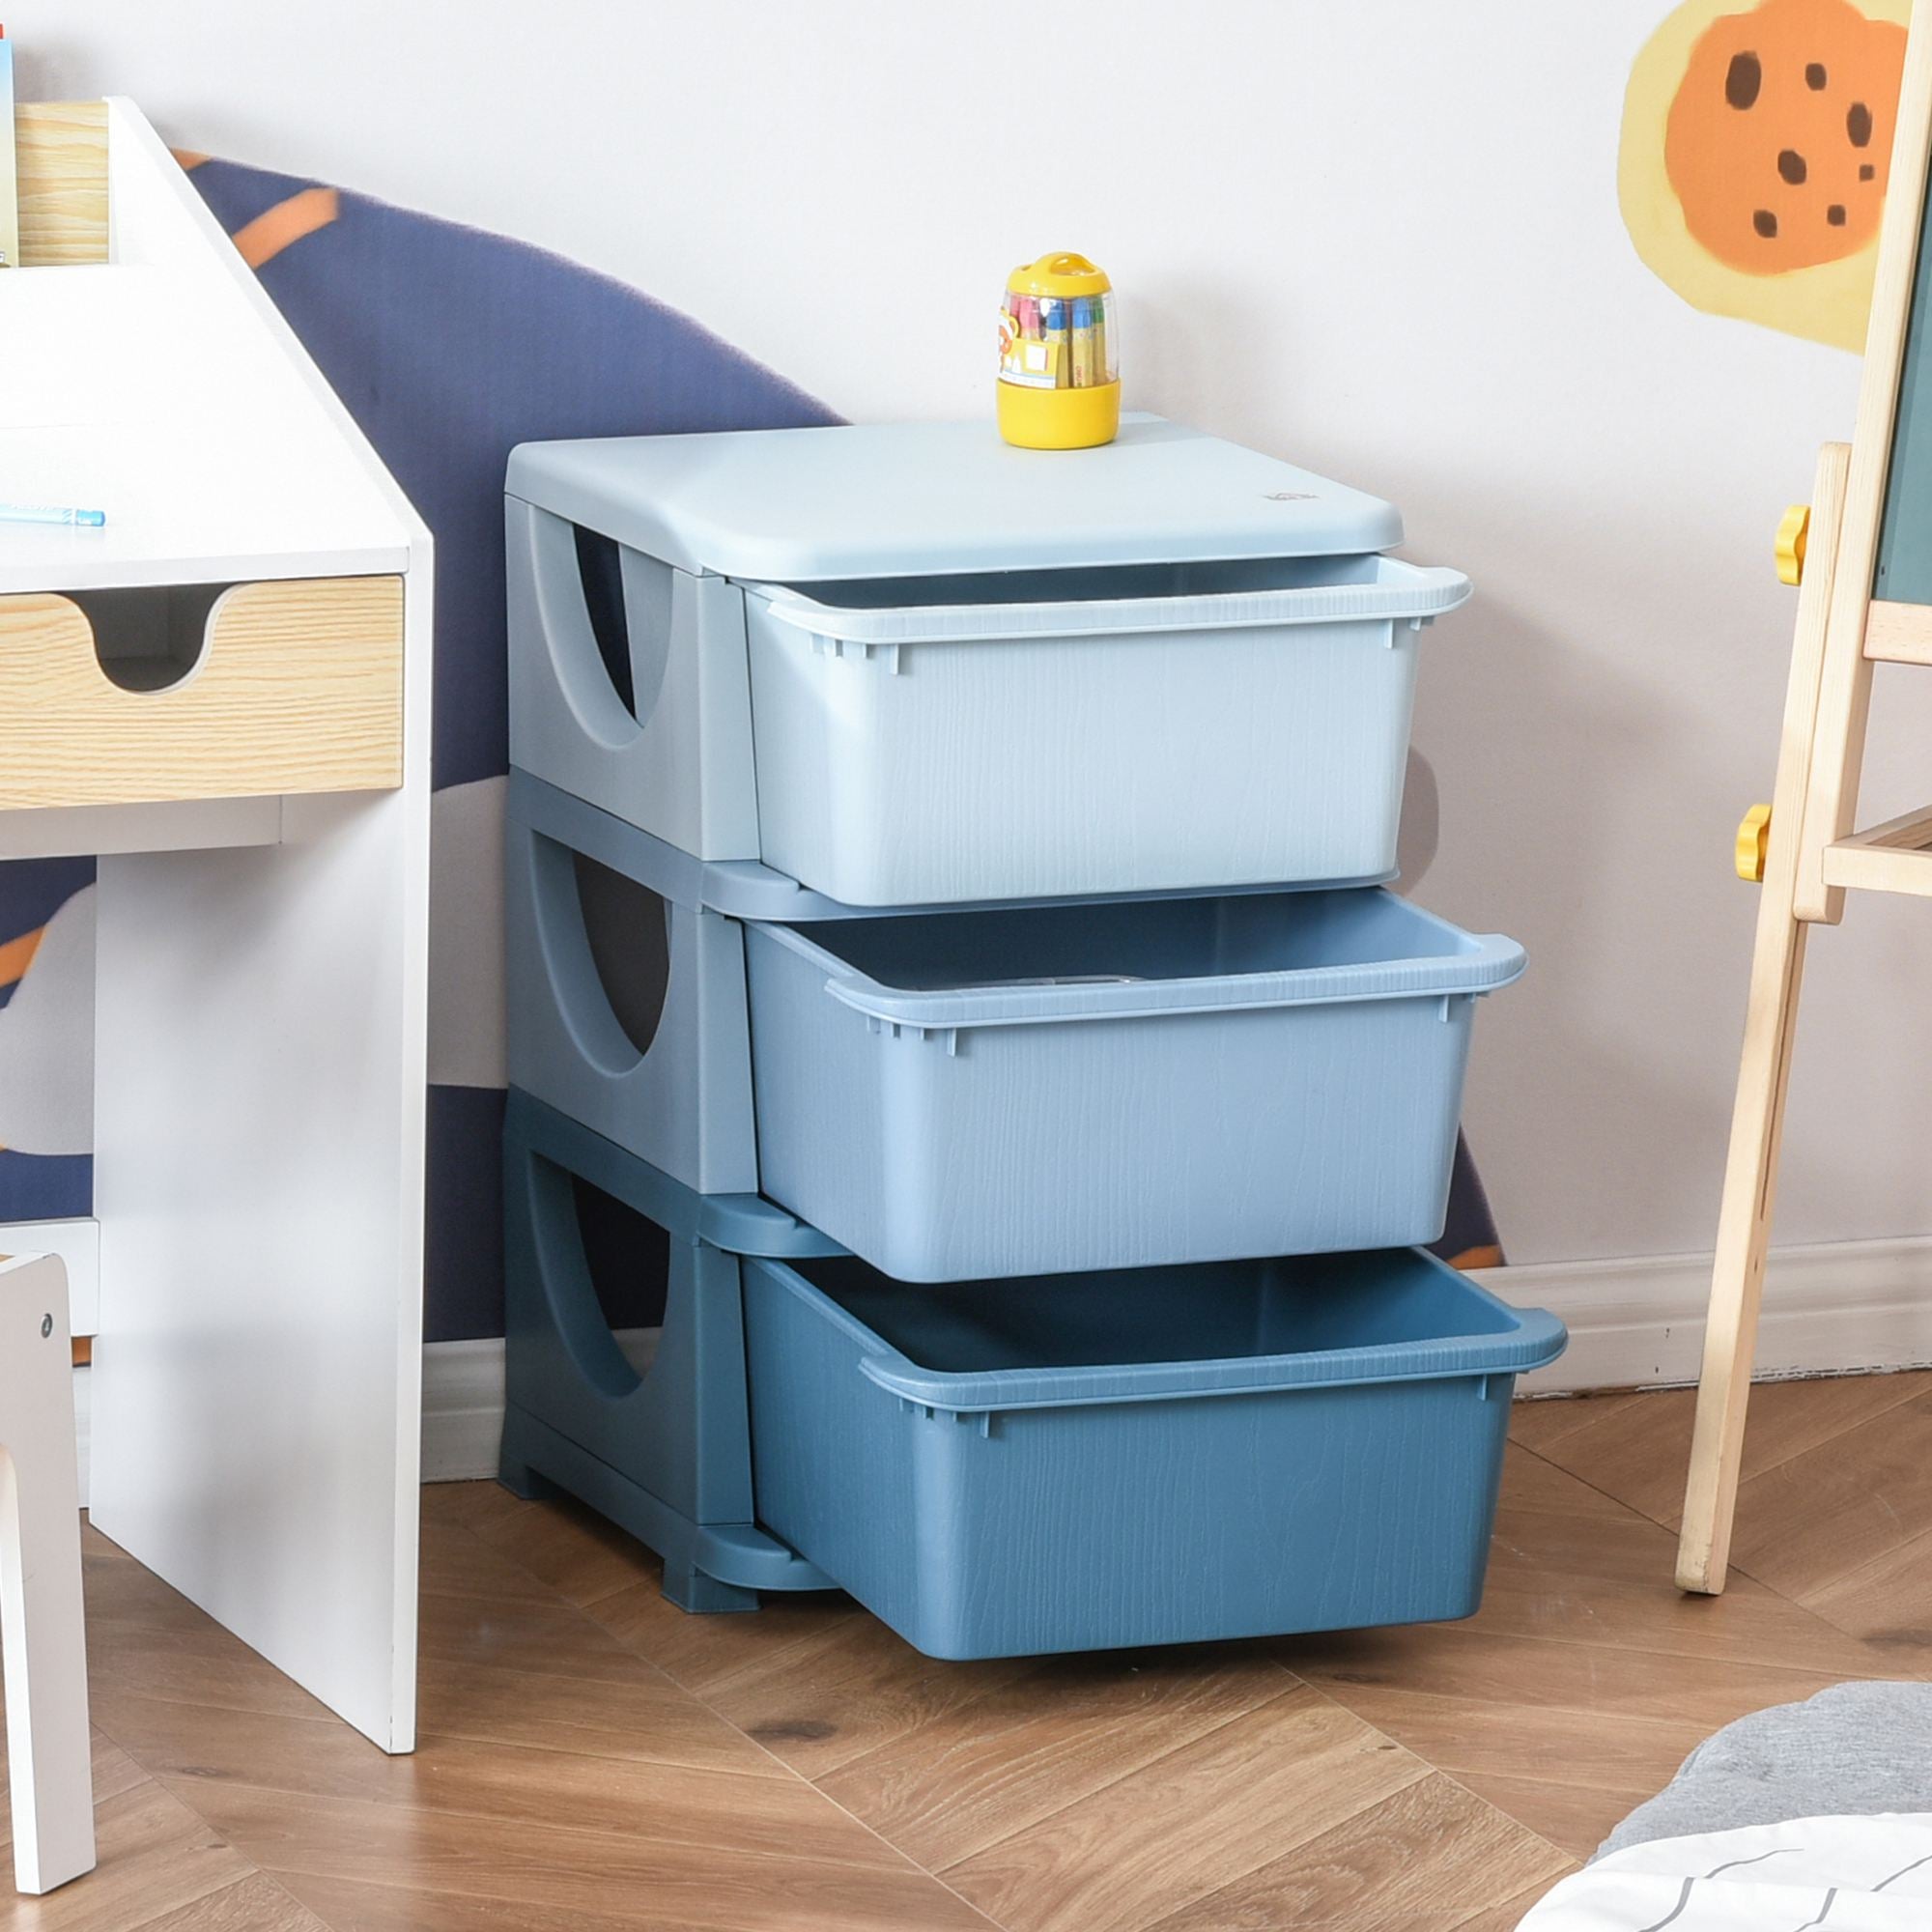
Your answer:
[744,1247,1566,1659]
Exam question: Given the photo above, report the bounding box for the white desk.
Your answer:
[0,99,431,1751]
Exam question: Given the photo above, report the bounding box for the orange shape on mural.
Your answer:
[1665,0,1905,275]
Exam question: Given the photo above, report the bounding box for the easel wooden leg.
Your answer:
[1678,440,1850,1595]
[1676,895,1808,1592]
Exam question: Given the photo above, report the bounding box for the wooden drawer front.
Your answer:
[0,577,405,810]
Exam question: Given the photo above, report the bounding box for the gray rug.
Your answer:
[1598,1681,1932,1861]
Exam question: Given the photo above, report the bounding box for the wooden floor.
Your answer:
[10,1370,1932,1930]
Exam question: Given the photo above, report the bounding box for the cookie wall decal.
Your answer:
[1621,0,1909,349]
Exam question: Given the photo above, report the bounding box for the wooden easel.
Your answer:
[1680,5,1932,1593]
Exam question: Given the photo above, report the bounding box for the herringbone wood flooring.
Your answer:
[8,1371,1932,1930]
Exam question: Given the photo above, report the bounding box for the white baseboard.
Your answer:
[418,1327,657,1483]
[420,1338,508,1483]
[66,1238,1932,1505]
[1485,1233,1932,1396]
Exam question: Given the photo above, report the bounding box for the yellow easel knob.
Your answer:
[1736,804,1773,882]
[1775,503,1810,586]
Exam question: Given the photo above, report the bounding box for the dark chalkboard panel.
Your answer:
[1875,172,1932,604]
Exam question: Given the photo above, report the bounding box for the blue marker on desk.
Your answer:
[0,503,106,526]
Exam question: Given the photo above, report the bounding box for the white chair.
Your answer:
[0,1254,95,1894]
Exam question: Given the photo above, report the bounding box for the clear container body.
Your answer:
[1000,287,1118,391]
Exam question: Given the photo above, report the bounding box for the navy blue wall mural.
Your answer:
[0,157,1503,1338]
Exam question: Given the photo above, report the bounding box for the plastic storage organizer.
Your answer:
[501,414,1563,1655]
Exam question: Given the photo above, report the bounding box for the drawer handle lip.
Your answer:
[741,558,1471,647]
[853,1308,1570,1414]
[760,929,1528,1031]
[815,950,1525,1029]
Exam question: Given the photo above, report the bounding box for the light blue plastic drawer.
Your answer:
[744,1247,1567,1659]
[743,554,1469,905]
[508,423,1465,900]
[744,889,1523,1281]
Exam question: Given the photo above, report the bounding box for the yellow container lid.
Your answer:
[1007,251,1111,299]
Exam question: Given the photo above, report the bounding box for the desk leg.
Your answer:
[0,1257,96,1894]
[87,779,429,1752]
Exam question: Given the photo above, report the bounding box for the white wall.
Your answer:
[20,0,1932,1267]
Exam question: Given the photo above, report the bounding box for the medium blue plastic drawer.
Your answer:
[744,1247,1567,1659]
[744,888,1524,1281]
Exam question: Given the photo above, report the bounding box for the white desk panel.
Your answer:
[10,96,436,1755]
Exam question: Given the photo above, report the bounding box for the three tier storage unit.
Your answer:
[500,414,1564,1657]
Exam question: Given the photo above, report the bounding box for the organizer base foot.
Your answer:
[498,1403,835,1610]
[497,1453,561,1502]
[662,1559,760,1616]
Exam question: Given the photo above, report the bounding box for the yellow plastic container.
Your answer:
[998,252,1121,449]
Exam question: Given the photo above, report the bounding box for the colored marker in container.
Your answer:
[1041,297,1069,387]
[0,502,107,526]
[1070,296,1095,387]
[1008,296,1059,390]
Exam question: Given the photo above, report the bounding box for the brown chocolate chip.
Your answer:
[1806,61,1828,89]
[1828,204,1847,225]
[1726,50,1763,108]
[1778,149,1807,185]
[1754,209,1779,238]
[1861,163,1877,181]
[1849,101,1874,147]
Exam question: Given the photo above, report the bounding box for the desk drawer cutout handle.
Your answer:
[66,582,228,693]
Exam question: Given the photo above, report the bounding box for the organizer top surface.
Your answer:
[505,415,1404,581]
